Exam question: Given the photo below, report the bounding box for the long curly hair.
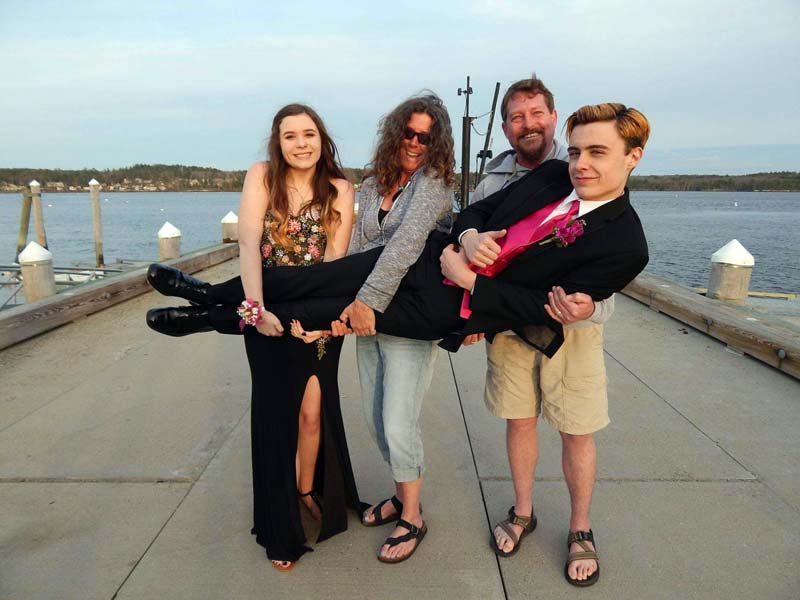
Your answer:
[264,103,347,249]
[367,93,455,195]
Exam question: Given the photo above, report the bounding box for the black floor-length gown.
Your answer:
[245,211,363,562]
[246,331,361,561]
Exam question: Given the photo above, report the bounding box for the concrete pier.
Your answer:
[1,259,798,600]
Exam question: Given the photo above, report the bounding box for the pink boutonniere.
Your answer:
[539,218,587,249]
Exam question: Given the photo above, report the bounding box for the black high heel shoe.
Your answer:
[298,489,323,521]
[146,306,213,337]
[147,264,213,305]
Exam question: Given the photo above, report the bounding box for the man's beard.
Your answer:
[515,128,548,166]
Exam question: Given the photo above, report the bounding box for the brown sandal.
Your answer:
[564,529,599,587]
[490,506,537,557]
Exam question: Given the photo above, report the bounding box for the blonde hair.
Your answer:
[565,103,650,151]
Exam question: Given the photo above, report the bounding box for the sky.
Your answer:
[2,0,799,175]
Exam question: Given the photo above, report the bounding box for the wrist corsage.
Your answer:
[237,298,265,331]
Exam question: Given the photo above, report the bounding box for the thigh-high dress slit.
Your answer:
[241,209,365,562]
[245,330,362,562]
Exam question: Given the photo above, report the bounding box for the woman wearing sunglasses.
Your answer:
[341,93,454,563]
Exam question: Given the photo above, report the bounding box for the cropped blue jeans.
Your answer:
[356,333,439,483]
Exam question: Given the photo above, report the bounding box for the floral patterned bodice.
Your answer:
[260,209,327,268]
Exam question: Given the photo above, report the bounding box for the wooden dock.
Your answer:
[1,257,798,599]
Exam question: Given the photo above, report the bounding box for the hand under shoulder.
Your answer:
[331,178,355,209]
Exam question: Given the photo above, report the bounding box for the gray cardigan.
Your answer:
[349,170,453,312]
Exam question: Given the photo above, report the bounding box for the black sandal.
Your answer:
[362,495,403,527]
[376,518,428,564]
[298,489,323,520]
[564,529,600,587]
[490,506,537,557]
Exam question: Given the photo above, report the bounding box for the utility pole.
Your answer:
[476,82,501,185]
[458,76,473,211]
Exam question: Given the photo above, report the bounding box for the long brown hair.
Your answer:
[265,103,347,249]
[367,93,455,195]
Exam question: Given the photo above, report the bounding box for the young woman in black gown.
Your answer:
[225,104,360,570]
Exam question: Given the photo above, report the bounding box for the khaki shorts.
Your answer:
[484,326,609,434]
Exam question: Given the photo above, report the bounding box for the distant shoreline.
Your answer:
[1,164,799,193]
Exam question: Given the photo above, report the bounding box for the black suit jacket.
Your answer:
[439,159,649,355]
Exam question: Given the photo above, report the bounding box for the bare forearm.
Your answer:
[239,240,264,305]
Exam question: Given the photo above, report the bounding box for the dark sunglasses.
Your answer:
[403,127,431,145]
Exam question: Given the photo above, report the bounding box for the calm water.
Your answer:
[0,192,239,268]
[633,191,799,293]
[1,190,798,294]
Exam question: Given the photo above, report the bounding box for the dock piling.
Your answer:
[89,179,105,267]
[29,180,48,249]
[15,190,33,263]
[221,211,238,243]
[19,242,56,302]
[158,222,181,260]
[708,239,754,305]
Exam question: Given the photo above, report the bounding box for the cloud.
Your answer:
[469,0,544,20]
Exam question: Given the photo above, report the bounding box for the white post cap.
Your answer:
[19,241,53,262]
[29,180,40,189]
[221,211,238,223]
[158,222,182,238]
[711,239,754,267]
[89,178,100,186]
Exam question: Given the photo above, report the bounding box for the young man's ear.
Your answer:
[626,147,643,171]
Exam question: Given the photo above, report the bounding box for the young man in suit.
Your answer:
[449,102,649,586]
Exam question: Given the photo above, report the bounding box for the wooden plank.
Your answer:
[692,287,798,299]
[0,244,239,351]
[623,273,800,380]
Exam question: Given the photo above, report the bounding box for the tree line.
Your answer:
[1,165,798,192]
[628,171,800,191]
[0,164,369,192]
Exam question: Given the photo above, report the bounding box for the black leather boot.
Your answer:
[147,264,213,305]
[146,306,214,336]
